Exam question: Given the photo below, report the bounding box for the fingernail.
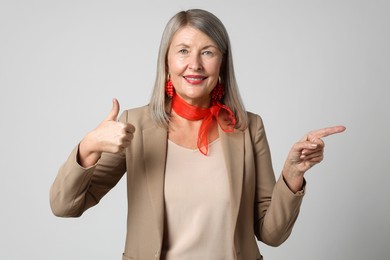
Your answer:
[311,144,318,148]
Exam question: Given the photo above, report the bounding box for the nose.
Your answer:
[188,54,203,71]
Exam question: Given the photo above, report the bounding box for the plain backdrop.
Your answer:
[1,0,389,259]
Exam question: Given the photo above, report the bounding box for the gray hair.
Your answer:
[149,9,248,130]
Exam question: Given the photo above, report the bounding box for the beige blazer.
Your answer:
[50,105,304,260]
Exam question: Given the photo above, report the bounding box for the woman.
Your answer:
[50,9,345,260]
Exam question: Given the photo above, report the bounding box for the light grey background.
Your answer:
[1,0,389,259]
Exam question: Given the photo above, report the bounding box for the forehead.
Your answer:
[170,25,217,47]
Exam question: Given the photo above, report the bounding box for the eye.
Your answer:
[179,49,189,54]
[202,50,213,56]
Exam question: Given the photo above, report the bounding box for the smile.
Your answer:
[183,75,207,85]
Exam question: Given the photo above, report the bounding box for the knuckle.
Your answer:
[118,122,127,129]
[127,123,135,132]
[293,142,302,150]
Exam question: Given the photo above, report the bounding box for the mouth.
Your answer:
[183,75,208,85]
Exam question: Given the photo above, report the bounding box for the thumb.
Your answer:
[105,98,120,121]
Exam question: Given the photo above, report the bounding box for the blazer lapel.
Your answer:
[219,127,245,227]
[143,125,167,242]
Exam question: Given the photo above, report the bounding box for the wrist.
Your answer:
[78,134,102,167]
[282,165,304,193]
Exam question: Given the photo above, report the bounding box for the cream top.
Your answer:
[161,139,234,260]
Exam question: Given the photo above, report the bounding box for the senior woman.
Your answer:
[50,9,345,260]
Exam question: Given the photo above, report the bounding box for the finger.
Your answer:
[303,157,323,169]
[304,141,319,150]
[122,132,134,143]
[301,146,323,157]
[307,125,346,140]
[300,150,323,161]
[121,138,133,147]
[124,123,135,134]
[301,139,324,155]
[113,146,125,154]
[119,135,133,149]
[292,141,319,155]
[299,142,322,159]
[105,98,120,121]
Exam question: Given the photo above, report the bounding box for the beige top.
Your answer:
[162,139,234,260]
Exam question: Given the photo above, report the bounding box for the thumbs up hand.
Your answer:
[78,99,135,167]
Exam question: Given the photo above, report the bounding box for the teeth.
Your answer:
[186,77,204,80]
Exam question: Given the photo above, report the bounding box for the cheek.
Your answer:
[167,55,185,74]
[207,59,223,75]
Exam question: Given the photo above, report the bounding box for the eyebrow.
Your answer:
[174,43,190,48]
[173,43,219,50]
[202,44,219,50]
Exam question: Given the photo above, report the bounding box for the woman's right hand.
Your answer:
[78,99,135,167]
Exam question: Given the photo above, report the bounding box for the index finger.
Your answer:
[308,125,346,139]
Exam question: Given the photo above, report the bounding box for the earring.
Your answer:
[211,77,224,101]
[165,75,174,98]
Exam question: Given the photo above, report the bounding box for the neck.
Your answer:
[171,93,210,121]
[171,110,203,125]
[176,94,211,109]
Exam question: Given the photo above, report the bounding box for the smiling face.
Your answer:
[167,26,223,107]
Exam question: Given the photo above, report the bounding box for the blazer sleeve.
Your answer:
[250,114,305,247]
[49,112,128,217]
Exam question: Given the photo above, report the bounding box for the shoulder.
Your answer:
[244,111,270,149]
[125,105,150,117]
[245,111,265,131]
[246,111,261,122]
[119,105,156,129]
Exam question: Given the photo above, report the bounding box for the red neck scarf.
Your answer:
[171,93,237,155]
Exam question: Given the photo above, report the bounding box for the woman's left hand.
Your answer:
[282,126,346,193]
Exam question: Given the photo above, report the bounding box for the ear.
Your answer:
[165,65,170,79]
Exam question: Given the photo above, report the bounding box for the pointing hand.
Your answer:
[282,126,346,192]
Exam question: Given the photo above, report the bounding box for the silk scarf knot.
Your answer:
[171,93,237,155]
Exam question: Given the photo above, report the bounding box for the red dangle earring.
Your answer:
[211,76,224,101]
[165,74,175,98]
